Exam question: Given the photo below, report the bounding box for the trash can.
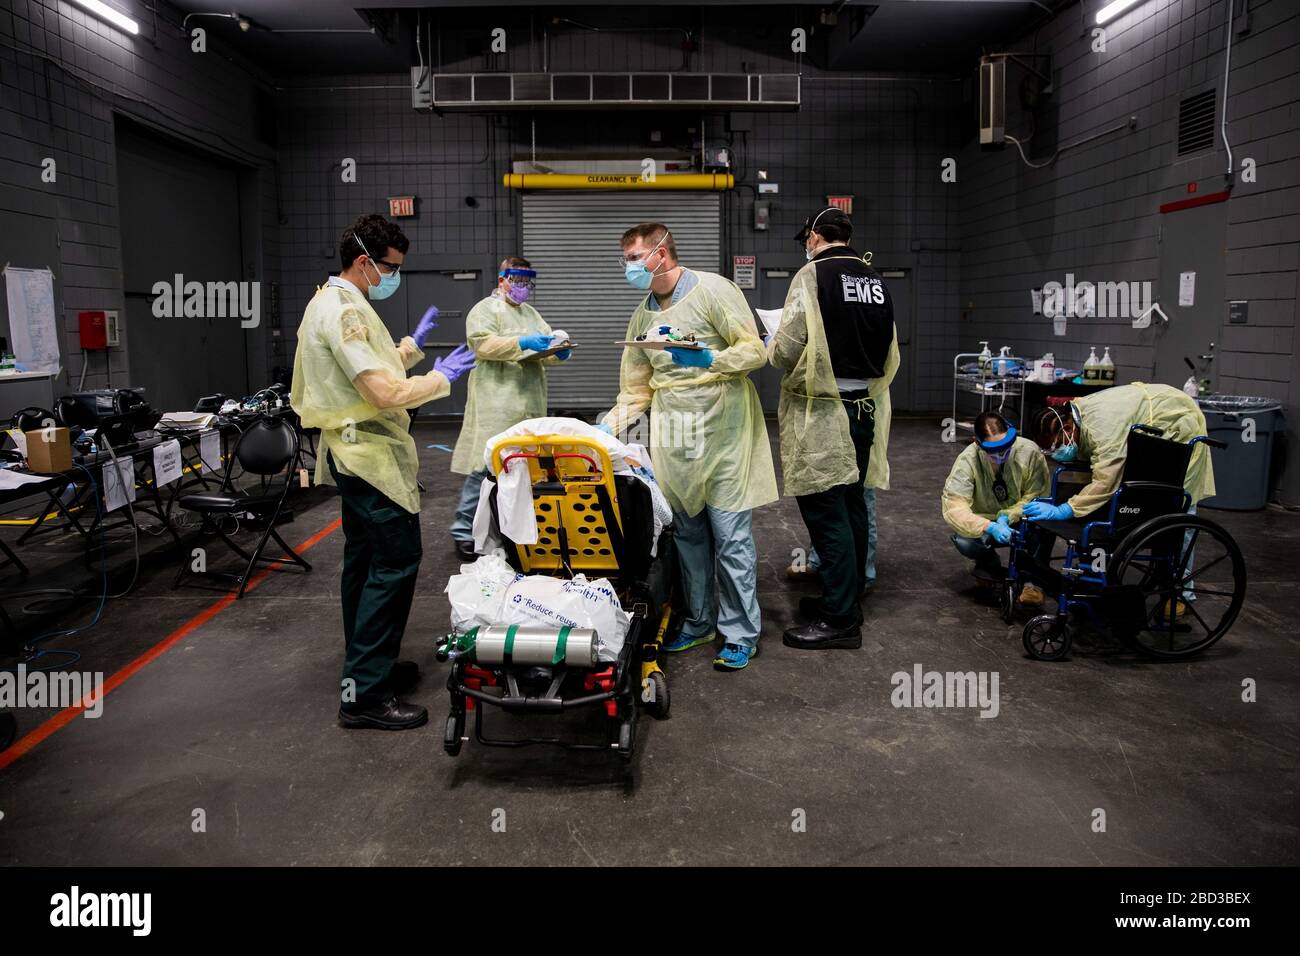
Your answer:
[1197,395,1283,511]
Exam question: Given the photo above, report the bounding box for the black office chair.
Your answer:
[173,415,311,599]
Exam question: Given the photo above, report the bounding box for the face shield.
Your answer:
[499,267,537,303]
[979,425,1017,466]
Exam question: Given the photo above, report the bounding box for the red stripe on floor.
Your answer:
[0,517,343,770]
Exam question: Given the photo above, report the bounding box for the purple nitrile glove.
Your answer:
[413,306,439,348]
[434,344,475,383]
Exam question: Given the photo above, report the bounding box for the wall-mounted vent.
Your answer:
[411,72,800,111]
[1177,90,1216,155]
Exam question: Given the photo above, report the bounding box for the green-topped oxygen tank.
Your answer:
[441,625,600,667]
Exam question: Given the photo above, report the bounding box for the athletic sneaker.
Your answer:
[663,632,715,653]
[713,643,759,670]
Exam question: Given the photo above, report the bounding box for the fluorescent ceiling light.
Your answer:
[1096,0,1145,24]
[71,0,141,36]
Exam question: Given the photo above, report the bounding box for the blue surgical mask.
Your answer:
[367,267,400,300]
[625,260,653,290]
[1050,443,1078,463]
[353,232,401,300]
[624,234,670,290]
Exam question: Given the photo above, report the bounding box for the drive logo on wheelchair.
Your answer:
[1118,505,1142,515]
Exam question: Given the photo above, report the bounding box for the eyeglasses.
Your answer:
[372,259,402,275]
[618,250,655,268]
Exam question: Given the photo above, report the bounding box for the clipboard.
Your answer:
[522,341,578,361]
[616,339,706,351]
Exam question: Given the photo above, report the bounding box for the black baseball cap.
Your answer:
[794,206,852,243]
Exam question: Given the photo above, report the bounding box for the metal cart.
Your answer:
[952,352,1029,434]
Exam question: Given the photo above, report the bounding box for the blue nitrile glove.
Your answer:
[666,346,714,369]
[658,325,672,335]
[985,517,1013,545]
[412,306,439,348]
[433,344,476,383]
[554,348,572,361]
[1024,500,1073,522]
[595,422,614,435]
[518,334,553,352]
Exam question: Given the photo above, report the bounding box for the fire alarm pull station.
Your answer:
[79,310,119,350]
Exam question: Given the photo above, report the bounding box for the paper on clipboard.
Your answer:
[755,309,783,338]
[616,339,706,351]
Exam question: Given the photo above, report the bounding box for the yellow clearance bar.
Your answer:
[502,173,734,190]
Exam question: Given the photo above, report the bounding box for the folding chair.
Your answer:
[173,415,311,599]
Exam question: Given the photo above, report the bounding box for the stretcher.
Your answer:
[437,433,676,760]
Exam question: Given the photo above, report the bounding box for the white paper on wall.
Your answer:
[3,265,61,375]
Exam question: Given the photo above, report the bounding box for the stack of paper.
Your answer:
[158,412,216,430]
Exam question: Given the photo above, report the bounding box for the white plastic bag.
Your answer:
[444,554,630,662]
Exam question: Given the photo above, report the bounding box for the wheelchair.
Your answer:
[1002,425,1246,661]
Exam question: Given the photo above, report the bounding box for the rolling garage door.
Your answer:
[521,191,721,408]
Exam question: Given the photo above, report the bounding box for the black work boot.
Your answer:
[782,619,863,650]
[339,696,428,730]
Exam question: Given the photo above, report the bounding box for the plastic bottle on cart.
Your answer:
[994,345,1013,377]
[1083,347,1101,386]
[1041,352,1055,383]
[978,341,992,375]
[1099,346,1115,384]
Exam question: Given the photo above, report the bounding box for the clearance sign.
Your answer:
[502,173,734,191]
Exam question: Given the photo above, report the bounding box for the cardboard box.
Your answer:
[24,426,72,473]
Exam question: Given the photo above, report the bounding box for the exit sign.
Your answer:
[388,196,416,218]
[826,195,853,215]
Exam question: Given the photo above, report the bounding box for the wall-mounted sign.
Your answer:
[826,195,853,215]
[388,196,416,218]
[1179,271,1196,307]
[1228,300,1248,324]
[733,255,756,289]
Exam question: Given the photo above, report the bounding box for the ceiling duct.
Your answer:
[410,72,800,111]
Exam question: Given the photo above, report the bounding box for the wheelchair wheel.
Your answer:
[1000,580,1017,625]
[1023,614,1071,661]
[1110,513,1246,659]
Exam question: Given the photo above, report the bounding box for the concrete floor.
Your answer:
[1,418,1296,866]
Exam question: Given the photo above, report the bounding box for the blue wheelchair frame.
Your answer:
[1003,425,1223,651]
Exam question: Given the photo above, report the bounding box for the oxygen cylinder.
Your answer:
[446,625,600,667]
